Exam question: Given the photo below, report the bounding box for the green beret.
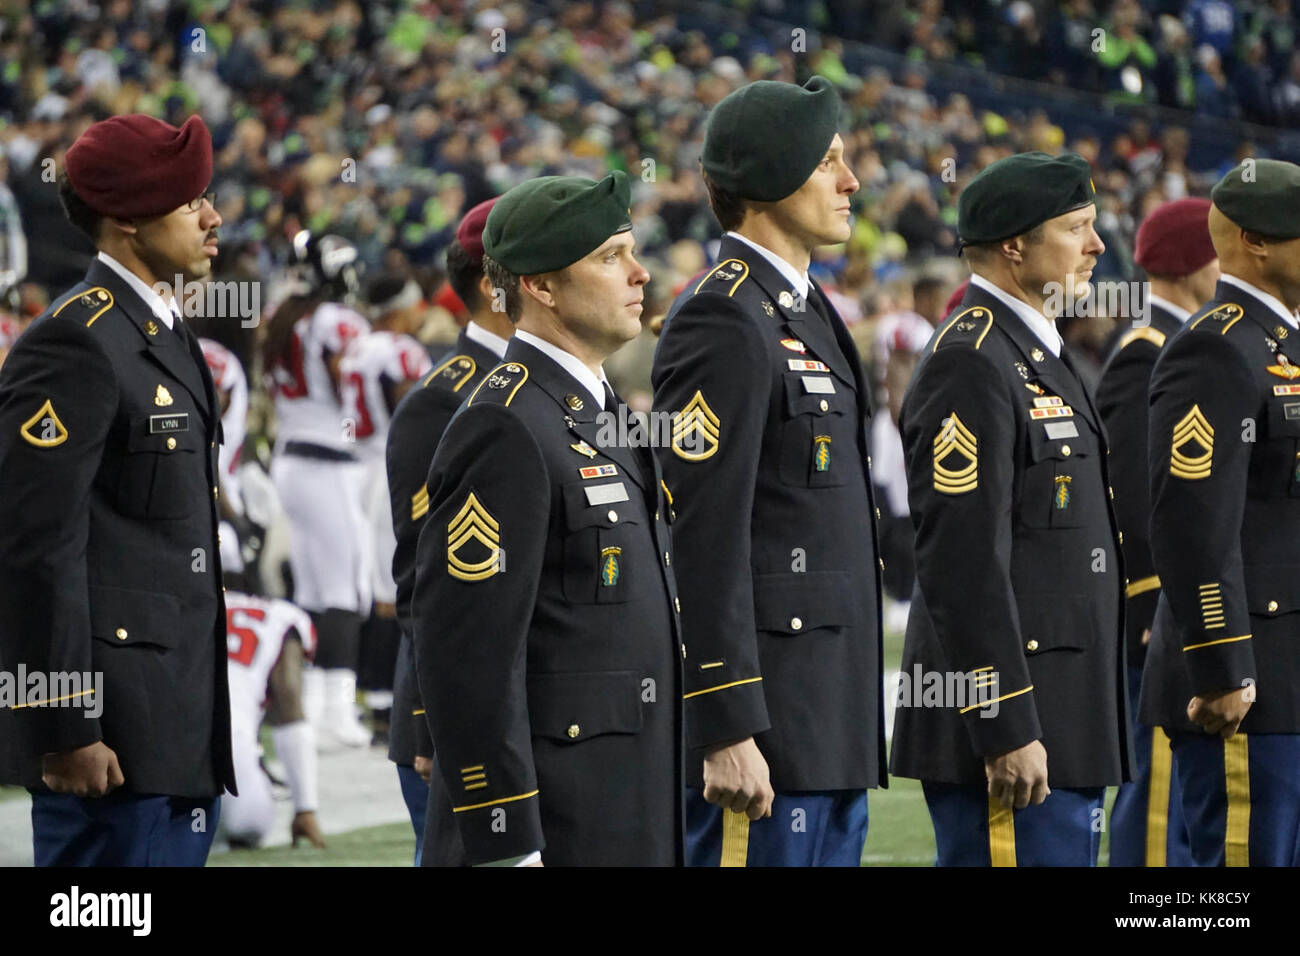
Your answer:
[1211,159,1300,239]
[483,171,633,274]
[958,151,1096,245]
[702,77,842,203]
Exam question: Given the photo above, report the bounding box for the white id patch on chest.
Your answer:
[1044,421,1079,439]
[801,375,836,395]
[584,482,630,506]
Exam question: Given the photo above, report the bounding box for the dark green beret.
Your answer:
[702,77,842,203]
[483,171,633,274]
[958,151,1096,245]
[1211,159,1300,239]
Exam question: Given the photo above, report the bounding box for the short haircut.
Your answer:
[702,169,749,232]
[445,240,485,312]
[962,222,1046,263]
[58,172,102,243]
[481,254,522,323]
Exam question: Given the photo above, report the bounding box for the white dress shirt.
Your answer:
[464,320,510,359]
[513,328,609,409]
[969,273,1064,357]
[726,231,810,301]
[1219,273,1300,330]
[96,250,179,329]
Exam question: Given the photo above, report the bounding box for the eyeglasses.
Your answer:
[185,192,217,213]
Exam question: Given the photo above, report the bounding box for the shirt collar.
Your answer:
[97,250,177,330]
[465,320,510,359]
[726,231,809,300]
[1219,273,1299,330]
[513,329,608,410]
[1146,293,1192,324]
[969,273,1063,357]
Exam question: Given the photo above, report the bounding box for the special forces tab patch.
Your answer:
[446,491,502,582]
[1170,404,1214,480]
[813,435,832,472]
[671,390,720,462]
[19,398,69,448]
[600,547,622,587]
[933,412,978,494]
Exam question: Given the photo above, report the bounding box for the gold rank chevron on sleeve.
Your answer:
[446,491,502,582]
[671,389,721,461]
[1169,404,1214,480]
[932,411,978,494]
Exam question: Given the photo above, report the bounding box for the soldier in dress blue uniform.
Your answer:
[652,77,886,867]
[1100,198,1217,867]
[0,113,235,866]
[411,172,683,866]
[1143,160,1300,866]
[892,152,1133,866]
[385,197,510,864]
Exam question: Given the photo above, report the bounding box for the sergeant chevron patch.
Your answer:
[672,390,720,461]
[18,398,68,448]
[1170,405,1214,480]
[446,491,502,582]
[933,412,978,494]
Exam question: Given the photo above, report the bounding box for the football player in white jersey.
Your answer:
[339,272,431,740]
[199,337,256,580]
[220,589,326,849]
[262,232,373,747]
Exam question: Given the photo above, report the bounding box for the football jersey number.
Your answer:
[275,330,310,399]
[344,371,376,439]
[226,606,267,666]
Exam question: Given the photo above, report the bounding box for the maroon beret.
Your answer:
[65,114,213,220]
[1134,198,1216,278]
[455,197,499,266]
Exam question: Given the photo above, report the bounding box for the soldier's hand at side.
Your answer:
[413,755,433,782]
[291,810,327,848]
[702,737,773,821]
[1187,685,1254,738]
[984,740,1049,810]
[41,742,124,798]
[1141,628,1151,646]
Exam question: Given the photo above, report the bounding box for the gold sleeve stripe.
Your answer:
[1224,735,1251,867]
[971,665,994,673]
[693,258,750,297]
[1183,633,1251,652]
[1125,575,1162,598]
[460,764,484,773]
[1199,582,1225,629]
[451,789,539,813]
[1118,325,1167,350]
[413,708,426,716]
[699,661,725,670]
[1170,404,1214,480]
[462,773,486,782]
[682,676,763,700]
[959,684,1033,714]
[933,412,978,494]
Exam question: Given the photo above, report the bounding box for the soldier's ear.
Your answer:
[1000,237,1025,265]
[519,273,557,310]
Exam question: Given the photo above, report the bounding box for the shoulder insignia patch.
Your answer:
[411,485,429,520]
[447,491,502,582]
[52,287,114,328]
[1189,303,1244,334]
[19,398,69,448]
[467,362,528,407]
[933,412,978,494]
[426,354,477,392]
[693,258,750,298]
[1170,404,1214,480]
[671,390,720,461]
[932,306,994,352]
[1118,325,1167,350]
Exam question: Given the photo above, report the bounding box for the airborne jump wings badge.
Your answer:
[1170,404,1214,480]
[671,390,720,461]
[446,491,502,582]
[933,412,978,494]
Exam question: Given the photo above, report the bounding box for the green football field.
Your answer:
[205,625,1118,867]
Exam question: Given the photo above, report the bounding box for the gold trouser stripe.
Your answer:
[720,810,750,867]
[1125,575,1161,599]
[1224,735,1250,867]
[1145,727,1173,866]
[987,796,1017,867]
